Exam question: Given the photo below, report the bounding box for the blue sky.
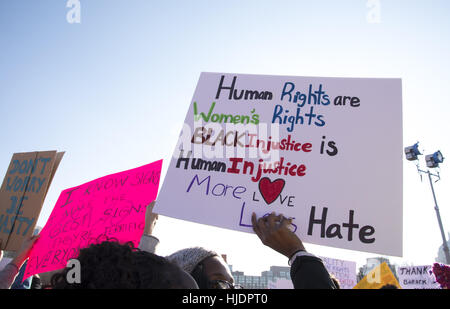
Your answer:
[1,0,450,275]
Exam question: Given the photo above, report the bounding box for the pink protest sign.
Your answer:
[24,160,163,279]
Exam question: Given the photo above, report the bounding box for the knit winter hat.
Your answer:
[167,247,219,274]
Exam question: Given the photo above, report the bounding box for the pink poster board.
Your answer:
[24,160,162,279]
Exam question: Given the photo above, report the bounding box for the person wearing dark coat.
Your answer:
[251,212,336,289]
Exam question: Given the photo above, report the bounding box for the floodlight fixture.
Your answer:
[433,151,444,164]
[405,142,449,264]
[404,142,421,161]
[426,151,444,168]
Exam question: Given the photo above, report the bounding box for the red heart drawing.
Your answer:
[258,178,286,205]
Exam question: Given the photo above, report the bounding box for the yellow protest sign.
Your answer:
[353,262,401,289]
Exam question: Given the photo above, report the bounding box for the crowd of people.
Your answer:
[1,201,447,289]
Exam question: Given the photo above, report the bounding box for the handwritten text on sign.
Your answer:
[320,256,357,289]
[0,151,63,251]
[24,160,162,278]
[396,266,441,289]
[156,73,402,256]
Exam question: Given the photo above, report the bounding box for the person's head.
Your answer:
[168,247,237,289]
[51,240,198,289]
[379,284,398,289]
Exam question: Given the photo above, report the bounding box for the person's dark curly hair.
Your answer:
[379,284,398,289]
[50,240,191,289]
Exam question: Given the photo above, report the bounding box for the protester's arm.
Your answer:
[251,212,335,289]
[0,264,19,290]
[138,201,160,254]
[289,255,336,289]
[1,239,17,290]
[0,236,39,289]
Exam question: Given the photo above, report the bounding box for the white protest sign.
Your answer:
[156,72,403,256]
[396,265,441,289]
[320,256,357,289]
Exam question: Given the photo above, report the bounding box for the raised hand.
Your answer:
[143,201,159,235]
[251,212,305,258]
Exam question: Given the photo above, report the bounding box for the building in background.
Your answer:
[230,265,291,289]
[357,257,398,281]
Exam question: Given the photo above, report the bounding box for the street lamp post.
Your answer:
[405,143,450,265]
[424,170,450,265]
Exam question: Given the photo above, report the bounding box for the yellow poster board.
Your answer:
[353,262,401,289]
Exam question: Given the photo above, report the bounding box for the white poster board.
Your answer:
[156,72,403,256]
[396,265,441,289]
[320,256,357,289]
